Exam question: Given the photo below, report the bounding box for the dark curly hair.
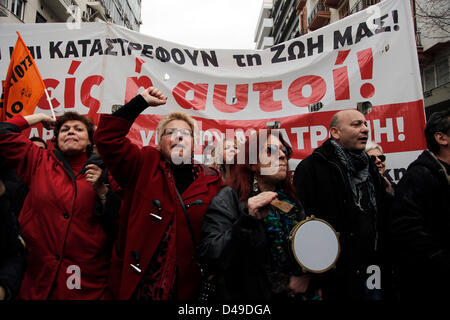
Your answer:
[425,109,450,154]
[53,112,95,155]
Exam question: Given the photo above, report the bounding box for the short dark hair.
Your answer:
[53,112,95,155]
[330,113,340,129]
[425,109,450,154]
[29,136,47,149]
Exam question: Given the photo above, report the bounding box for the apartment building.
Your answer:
[254,0,449,115]
[0,0,142,32]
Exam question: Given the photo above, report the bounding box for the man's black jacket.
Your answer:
[293,139,392,300]
[390,150,450,300]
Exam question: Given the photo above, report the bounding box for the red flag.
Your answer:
[1,32,46,121]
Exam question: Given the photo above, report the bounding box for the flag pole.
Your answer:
[16,32,56,120]
[44,88,56,120]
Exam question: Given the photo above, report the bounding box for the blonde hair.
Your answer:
[156,111,198,145]
[209,137,238,178]
[365,140,383,153]
[209,141,223,170]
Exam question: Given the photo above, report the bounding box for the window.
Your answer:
[436,57,449,86]
[10,0,24,20]
[35,11,46,23]
[424,66,435,91]
[422,56,450,92]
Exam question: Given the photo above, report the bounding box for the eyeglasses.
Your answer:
[370,154,386,162]
[162,128,192,137]
[266,144,288,157]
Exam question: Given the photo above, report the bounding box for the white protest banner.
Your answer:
[0,0,425,181]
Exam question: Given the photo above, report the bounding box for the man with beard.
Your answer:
[94,87,223,300]
[293,109,391,300]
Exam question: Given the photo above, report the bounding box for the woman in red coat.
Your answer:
[94,87,223,300]
[0,112,118,299]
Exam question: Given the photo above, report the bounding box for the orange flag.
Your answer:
[1,32,46,121]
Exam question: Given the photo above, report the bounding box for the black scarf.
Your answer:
[169,164,197,194]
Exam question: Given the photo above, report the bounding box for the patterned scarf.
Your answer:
[260,190,305,294]
[331,140,377,213]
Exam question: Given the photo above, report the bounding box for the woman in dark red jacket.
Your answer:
[0,112,118,300]
[94,87,223,300]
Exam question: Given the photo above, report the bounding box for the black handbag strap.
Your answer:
[175,187,209,277]
[174,187,198,248]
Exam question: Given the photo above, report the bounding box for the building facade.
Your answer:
[0,0,142,32]
[415,0,450,117]
[254,0,449,116]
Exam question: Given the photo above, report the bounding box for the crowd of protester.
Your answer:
[0,86,448,301]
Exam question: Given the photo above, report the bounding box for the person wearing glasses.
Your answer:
[94,87,223,300]
[391,109,450,300]
[365,141,395,195]
[198,130,316,300]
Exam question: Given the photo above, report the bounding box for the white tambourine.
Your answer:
[289,216,340,273]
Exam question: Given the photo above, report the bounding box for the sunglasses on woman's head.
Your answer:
[370,154,386,162]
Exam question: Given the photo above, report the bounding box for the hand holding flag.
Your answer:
[1,32,55,122]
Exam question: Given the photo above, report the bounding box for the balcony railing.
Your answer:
[308,0,330,31]
[41,0,73,20]
[349,0,380,15]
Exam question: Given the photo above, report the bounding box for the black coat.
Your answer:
[390,150,450,300]
[198,186,308,301]
[0,164,28,218]
[0,169,27,300]
[198,186,272,300]
[293,139,391,300]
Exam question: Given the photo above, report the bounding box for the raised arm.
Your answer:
[23,113,55,129]
[94,87,167,189]
[0,114,55,185]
